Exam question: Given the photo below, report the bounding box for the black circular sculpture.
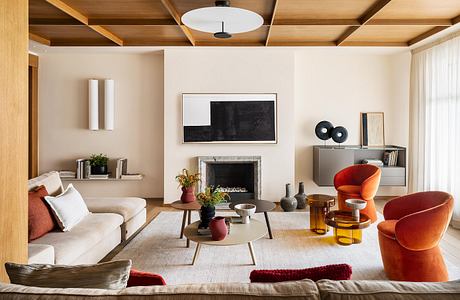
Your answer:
[331,126,348,144]
[315,121,334,140]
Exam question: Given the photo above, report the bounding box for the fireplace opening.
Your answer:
[207,163,255,201]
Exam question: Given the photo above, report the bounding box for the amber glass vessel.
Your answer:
[307,194,335,235]
[325,211,370,246]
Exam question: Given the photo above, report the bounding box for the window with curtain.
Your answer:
[410,35,460,228]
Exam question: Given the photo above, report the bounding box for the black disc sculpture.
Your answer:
[331,126,348,144]
[315,121,334,140]
[315,121,348,145]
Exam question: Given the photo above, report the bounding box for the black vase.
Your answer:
[91,165,108,175]
[199,205,216,229]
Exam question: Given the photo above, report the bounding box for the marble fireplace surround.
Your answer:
[197,156,262,200]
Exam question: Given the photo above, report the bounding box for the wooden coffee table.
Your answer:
[171,200,201,248]
[184,219,267,265]
[229,199,276,239]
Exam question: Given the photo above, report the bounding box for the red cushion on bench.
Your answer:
[127,269,166,287]
[250,263,352,283]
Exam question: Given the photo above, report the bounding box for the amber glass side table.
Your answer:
[325,211,371,246]
[307,194,335,235]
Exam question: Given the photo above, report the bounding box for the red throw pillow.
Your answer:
[127,269,166,287]
[28,186,56,241]
[250,264,352,283]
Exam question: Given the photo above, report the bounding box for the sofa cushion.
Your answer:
[127,269,166,287]
[5,260,131,290]
[250,264,352,283]
[317,279,460,299]
[28,244,54,265]
[45,184,90,232]
[84,197,146,222]
[28,186,56,241]
[377,220,397,239]
[30,213,123,264]
[28,171,63,196]
[0,279,320,299]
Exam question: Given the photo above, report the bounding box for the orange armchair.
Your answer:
[378,191,454,282]
[334,164,381,223]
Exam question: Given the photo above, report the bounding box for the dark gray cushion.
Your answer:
[5,260,131,290]
[317,279,460,300]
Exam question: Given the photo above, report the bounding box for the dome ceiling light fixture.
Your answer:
[181,0,264,39]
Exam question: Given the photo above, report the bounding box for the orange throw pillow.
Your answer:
[28,186,56,241]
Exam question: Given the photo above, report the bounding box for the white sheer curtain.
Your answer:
[409,35,460,228]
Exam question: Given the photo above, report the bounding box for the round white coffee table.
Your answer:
[183,219,267,265]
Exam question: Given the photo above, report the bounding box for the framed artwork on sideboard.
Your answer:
[361,112,385,147]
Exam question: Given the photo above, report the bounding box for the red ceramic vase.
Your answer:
[180,186,195,203]
[209,216,227,241]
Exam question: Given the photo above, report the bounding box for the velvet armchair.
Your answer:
[378,191,454,282]
[334,164,381,223]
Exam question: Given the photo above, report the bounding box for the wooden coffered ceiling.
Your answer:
[29,0,460,47]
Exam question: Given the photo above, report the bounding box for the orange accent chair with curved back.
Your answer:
[378,191,454,282]
[334,164,381,223]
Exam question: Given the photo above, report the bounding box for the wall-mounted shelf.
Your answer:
[313,145,406,186]
[60,176,143,182]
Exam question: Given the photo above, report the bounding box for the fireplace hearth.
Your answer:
[198,156,261,202]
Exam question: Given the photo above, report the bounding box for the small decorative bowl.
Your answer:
[234,203,256,224]
[345,199,367,221]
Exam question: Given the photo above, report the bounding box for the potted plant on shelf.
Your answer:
[89,153,109,175]
[196,186,230,229]
[175,168,200,203]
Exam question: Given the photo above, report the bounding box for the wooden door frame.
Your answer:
[29,53,39,178]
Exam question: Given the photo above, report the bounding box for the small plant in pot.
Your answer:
[175,169,200,203]
[89,153,109,175]
[196,186,230,229]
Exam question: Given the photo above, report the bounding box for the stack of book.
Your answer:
[362,159,384,167]
[116,158,143,179]
[59,170,76,178]
[383,151,399,166]
[115,158,128,179]
[88,174,109,180]
[76,159,91,179]
[197,217,232,236]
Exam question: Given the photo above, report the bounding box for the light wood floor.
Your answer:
[103,197,460,268]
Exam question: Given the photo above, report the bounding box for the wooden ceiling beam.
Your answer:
[87,18,177,25]
[367,19,452,26]
[29,32,51,46]
[45,0,124,46]
[265,0,279,46]
[160,0,195,46]
[340,41,408,47]
[336,0,392,46]
[408,26,450,46]
[269,41,336,46]
[274,19,359,26]
[29,18,81,25]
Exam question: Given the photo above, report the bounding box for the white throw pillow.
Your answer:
[44,184,90,231]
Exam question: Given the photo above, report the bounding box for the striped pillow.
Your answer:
[5,260,131,290]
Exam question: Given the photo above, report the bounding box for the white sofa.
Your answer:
[27,171,147,265]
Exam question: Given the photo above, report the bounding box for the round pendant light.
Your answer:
[181,1,263,39]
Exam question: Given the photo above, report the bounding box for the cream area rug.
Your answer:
[113,211,460,285]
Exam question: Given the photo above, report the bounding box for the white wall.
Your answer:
[36,46,411,201]
[163,49,296,203]
[38,51,164,198]
[294,49,411,196]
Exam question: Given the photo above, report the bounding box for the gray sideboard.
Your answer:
[313,145,406,186]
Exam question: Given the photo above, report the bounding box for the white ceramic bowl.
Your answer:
[234,203,256,224]
[345,199,367,210]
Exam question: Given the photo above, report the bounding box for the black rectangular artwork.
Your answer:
[183,98,276,143]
